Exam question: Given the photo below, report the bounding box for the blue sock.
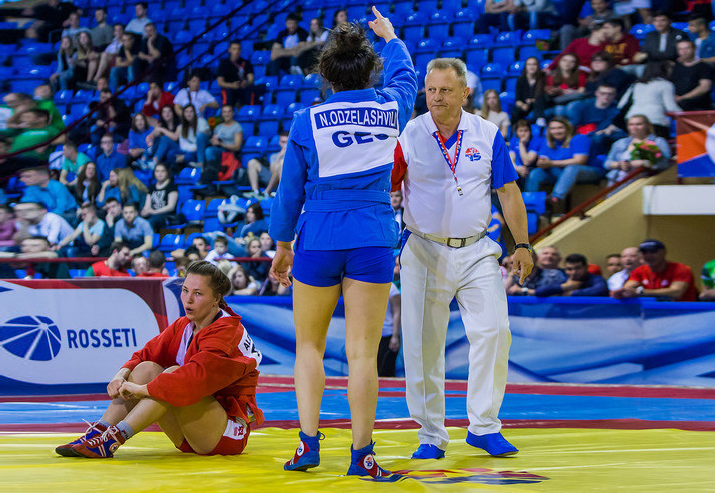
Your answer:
[97,419,111,429]
[116,421,135,440]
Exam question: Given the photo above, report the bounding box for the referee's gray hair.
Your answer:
[425,58,468,87]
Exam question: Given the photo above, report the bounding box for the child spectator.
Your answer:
[205,236,235,265]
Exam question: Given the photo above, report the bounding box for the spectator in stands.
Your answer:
[202,104,243,187]
[205,236,234,265]
[217,40,257,107]
[16,236,70,279]
[476,0,515,33]
[33,84,66,134]
[51,35,75,92]
[61,11,88,41]
[242,237,268,283]
[109,32,140,92]
[525,117,600,209]
[192,236,211,259]
[25,0,79,42]
[568,83,623,158]
[633,11,687,65]
[602,17,640,66]
[481,90,510,140]
[535,253,609,296]
[688,15,715,63]
[141,163,178,231]
[94,24,125,83]
[138,249,168,277]
[125,2,152,36]
[505,250,567,295]
[141,80,174,121]
[511,56,545,125]
[604,114,671,184]
[297,17,329,75]
[96,133,126,181]
[55,202,105,256]
[550,21,607,72]
[613,239,697,301]
[584,51,634,100]
[259,232,276,256]
[146,105,180,166]
[537,245,562,270]
[3,92,38,130]
[544,53,587,115]
[8,109,61,166]
[699,258,715,301]
[511,0,558,31]
[670,40,712,112]
[464,69,484,112]
[131,254,148,275]
[19,166,76,218]
[267,13,309,77]
[100,197,122,247]
[0,205,16,249]
[73,31,99,86]
[174,72,219,119]
[238,202,268,238]
[98,167,147,207]
[332,9,348,28]
[613,0,652,27]
[114,202,153,256]
[228,264,259,295]
[608,246,642,292]
[605,253,622,276]
[90,7,114,50]
[618,61,680,139]
[560,0,613,49]
[127,113,152,168]
[86,240,131,276]
[89,89,132,145]
[59,140,90,187]
[133,23,174,84]
[246,131,288,197]
[13,201,74,246]
[75,161,100,205]
[509,119,538,186]
[171,104,210,169]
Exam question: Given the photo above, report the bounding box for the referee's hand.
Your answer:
[368,6,397,42]
[512,248,534,285]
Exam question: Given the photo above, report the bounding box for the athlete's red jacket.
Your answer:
[122,306,264,427]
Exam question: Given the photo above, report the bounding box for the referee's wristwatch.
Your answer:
[514,243,533,254]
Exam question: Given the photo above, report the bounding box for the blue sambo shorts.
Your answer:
[292,241,394,287]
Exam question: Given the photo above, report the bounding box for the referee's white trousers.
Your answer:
[400,233,511,450]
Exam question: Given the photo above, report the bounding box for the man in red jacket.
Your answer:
[56,261,264,458]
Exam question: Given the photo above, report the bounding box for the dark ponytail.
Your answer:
[319,22,382,91]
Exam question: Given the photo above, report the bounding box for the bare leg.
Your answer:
[246,158,262,192]
[264,159,283,194]
[86,58,98,82]
[292,278,342,436]
[100,360,163,424]
[94,53,109,81]
[342,278,390,449]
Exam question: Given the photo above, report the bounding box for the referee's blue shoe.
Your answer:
[466,431,518,457]
[284,431,324,471]
[411,444,446,459]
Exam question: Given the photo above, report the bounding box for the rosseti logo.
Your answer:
[0,315,62,361]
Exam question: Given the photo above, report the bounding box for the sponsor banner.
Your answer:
[675,111,715,177]
[0,279,170,391]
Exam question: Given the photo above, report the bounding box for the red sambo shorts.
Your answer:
[177,417,249,455]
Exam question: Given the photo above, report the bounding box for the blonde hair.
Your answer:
[480,89,502,119]
[116,167,148,202]
[546,117,575,149]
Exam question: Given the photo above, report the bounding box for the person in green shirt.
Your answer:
[34,84,66,134]
[60,140,91,187]
[700,259,715,301]
[8,109,60,162]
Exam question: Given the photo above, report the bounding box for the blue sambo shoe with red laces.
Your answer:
[346,442,390,478]
[284,430,324,471]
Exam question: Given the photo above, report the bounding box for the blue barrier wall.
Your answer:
[230,296,715,387]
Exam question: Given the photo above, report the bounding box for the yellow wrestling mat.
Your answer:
[2,427,714,492]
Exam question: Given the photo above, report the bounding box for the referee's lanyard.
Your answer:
[432,130,464,196]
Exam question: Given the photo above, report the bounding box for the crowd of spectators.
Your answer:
[0,0,714,300]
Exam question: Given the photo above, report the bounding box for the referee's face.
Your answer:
[425,68,469,123]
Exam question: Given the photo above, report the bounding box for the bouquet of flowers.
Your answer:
[630,141,662,167]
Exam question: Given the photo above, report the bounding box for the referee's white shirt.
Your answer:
[394,109,517,238]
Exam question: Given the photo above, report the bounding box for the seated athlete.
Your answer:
[55,260,264,458]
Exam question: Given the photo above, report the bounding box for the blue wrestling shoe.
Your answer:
[346,442,391,478]
[55,420,107,457]
[71,425,126,458]
[411,444,446,459]
[284,431,324,471]
[466,431,518,457]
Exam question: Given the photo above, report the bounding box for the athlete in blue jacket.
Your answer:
[269,7,416,478]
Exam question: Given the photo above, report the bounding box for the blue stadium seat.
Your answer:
[402,24,424,46]
[164,81,181,93]
[265,23,283,42]
[158,234,185,253]
[493,31,522,47]
[243,135,268,154]
[241,152,261,167]
[440,37,464,59]
[278,74,304,88]
[182,200,206,224]
[255,75,279,92]
[73,89,96,102]
[491,46,516,64]
[303,73,322,87]
[237,105,261,123]
[175,167,201,185]
[250,50,271,65]
[184,232,208,248]
[346,4,367,22]
[468,34,496,49]
[417,0,438,12]
[267,134,282,152]
[415,38,438,54]
[284,102,306,116]
[273,88,298,107]
[428,12,450,42]
[505,76,518,94]
[452,9,476,39]
[522,191,546,215]
[258,118,279,137]
[465,48,488,68]
[299,88,321,104]
[393,1,415,18]
[519,46,541,60]
[481,63,505,79]
[481,79,502,92]
[175,30,194,45]
[520,29,551,45]
[508,60,525,76]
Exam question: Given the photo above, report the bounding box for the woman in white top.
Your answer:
[161,104,210,169]
[618,61,681,139]
[480,89,510,140]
